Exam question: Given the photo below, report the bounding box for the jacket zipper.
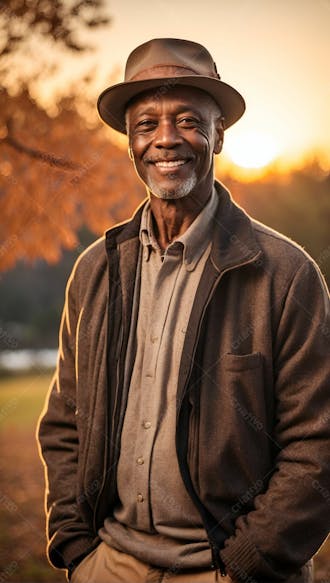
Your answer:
[92,267,125,530]
[177,255,261,575]
[176,270,224,571]
[211,542,227,578]
[93,322,124,531]
[109,321,125,482]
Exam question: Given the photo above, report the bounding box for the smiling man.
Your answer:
[127,86,222,199]
[38,39,330,583]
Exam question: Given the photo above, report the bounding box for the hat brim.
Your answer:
[97,75,245,133]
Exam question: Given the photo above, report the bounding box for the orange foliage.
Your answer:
[0,88,145,271]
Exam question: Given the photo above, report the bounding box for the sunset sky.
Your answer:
[38,0,330,171]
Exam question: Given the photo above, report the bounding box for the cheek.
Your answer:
[129,140,150,182]
[130,134,150,157]
[193,133,213,164]
[192,127,212,148]
[129,138,145,167]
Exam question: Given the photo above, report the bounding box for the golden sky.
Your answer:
[42,0,330,171]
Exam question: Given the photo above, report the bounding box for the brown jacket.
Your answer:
[38,182,330,582]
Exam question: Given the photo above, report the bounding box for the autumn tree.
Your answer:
[0,1,146,270]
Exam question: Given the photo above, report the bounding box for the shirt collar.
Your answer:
[140,201,159,261]
[139,186,218,270]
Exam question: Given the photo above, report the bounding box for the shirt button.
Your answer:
[137,493,144,503]
[143,421,151,429]
[136,456,144,465]
[150,335,158,343]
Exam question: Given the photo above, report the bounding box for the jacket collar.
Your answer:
[105,180,262,272]
[105,200,145,251]
[209,181,261,272]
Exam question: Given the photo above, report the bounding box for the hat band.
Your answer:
[129,64,217,82]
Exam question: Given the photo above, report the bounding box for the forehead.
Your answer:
[126,86,217,116]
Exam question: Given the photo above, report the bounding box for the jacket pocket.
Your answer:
[220,351,267,438]
[223,351,262,371]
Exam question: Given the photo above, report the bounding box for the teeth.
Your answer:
[154,160,186,168]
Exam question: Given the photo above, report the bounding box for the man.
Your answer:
[38,38,329,583]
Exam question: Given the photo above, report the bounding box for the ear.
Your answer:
[213,117,224,155]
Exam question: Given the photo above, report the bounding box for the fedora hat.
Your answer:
[97,38,245,133]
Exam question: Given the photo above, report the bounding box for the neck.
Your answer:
[149,186,213,251]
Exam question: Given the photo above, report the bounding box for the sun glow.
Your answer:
[224,131,279,169]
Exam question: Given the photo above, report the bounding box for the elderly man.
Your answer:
[38,39,329,583]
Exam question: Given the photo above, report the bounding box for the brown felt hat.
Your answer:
[97,38,245,133]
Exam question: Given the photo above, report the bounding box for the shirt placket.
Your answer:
[134,246,183,530]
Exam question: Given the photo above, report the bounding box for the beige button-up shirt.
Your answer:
[100,189,219,569]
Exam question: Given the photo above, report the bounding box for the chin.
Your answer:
[148,174,197,200]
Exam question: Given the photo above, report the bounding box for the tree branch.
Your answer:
[2,132,81,170]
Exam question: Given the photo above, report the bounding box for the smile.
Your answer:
[154,160,188,168]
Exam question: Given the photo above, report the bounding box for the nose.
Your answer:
[153,119,183,149]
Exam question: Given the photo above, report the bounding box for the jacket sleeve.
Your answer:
[37,267,99,572]
[220,258,330,582]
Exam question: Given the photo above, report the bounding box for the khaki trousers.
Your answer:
[70,542,231,583]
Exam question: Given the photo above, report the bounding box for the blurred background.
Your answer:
[0,0,329,580]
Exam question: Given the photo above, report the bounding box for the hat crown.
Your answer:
[125,38,220,82]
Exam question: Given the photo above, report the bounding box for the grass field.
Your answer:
[0,373,329,582]
[0,372,66,582]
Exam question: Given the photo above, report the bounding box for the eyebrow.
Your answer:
[131,104,203,118]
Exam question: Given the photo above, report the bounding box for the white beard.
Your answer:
[147,172,197,200]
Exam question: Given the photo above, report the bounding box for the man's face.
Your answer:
[126,86,223,201]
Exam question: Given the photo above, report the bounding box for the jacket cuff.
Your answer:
[220,534,259,582]
[49,535,100,571]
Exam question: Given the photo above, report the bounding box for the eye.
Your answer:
[136,119,157,131]
[177,116,199,128]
